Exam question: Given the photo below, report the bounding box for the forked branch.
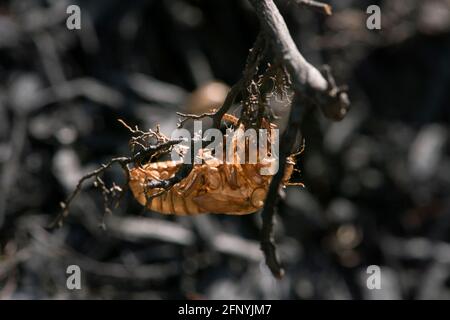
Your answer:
[52,0,350,280]
[250,0,349,120]
[49,127,181,229]
[248,0,350,277]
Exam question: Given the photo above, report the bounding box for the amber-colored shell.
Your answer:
[128,114,296,215]
[129,160,294,215]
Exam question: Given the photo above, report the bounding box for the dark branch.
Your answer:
[176,111,216,128]
[147,163,193,190]
[156,34,268,202]
[294,0,333,16]
[176,33,266,130]
[49,137,182,229]
[248,0,350,277]
[249,0,349,120]
[51,1,350,280]
[49,156,129,229]
[260,95,307,277]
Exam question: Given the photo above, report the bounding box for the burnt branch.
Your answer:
[249,0,349,121]
[51,54,256,228]
[147,163,194,190]
[164,35,269,193]
[260,95,307,278]
[50,156,129,229]
[176,111,216,128]
[49,130,182,229]
[247,0,350,277]
[294,0,333,16]
[175,33,267,130]
[142,0,349,278]
[51,0,349,280]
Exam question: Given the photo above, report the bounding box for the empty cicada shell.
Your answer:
[128,114,301,215]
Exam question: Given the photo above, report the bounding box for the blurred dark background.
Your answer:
[1,0,450,299]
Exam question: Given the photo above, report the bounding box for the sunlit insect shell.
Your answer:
[128,115,299,215]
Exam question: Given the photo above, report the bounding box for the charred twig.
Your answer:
[162,35,268,192]
[50,133,182,229]
[50,156,128,229]
[167,0,348,278]
[94,177,123,229]
[211,79,244,128]
[147,163,194,190]
[260,95,307,277]
[176,33,267,130]
[249,0,349,121]
[69,117,189,218]
[248,0,350,277]
[50,0,349,280]
[149,81,243,192]
[176,111,216,128]
[294,0,333,16]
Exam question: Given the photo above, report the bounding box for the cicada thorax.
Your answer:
[128,114,298,215]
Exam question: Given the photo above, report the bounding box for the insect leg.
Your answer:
[290,138,305,159]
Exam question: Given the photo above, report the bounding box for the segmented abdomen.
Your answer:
[128,160,292,215]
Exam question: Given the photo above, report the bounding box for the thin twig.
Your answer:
[248,0,350,277]
[260,95,307,277]
[49,135,182,229]
[294,0,332,16]
[176,33,266,130]
[49,156,128,229]
[176,111,216,128]
[161,34,268,192]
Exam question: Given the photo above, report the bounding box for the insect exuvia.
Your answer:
[128,114,303,215]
